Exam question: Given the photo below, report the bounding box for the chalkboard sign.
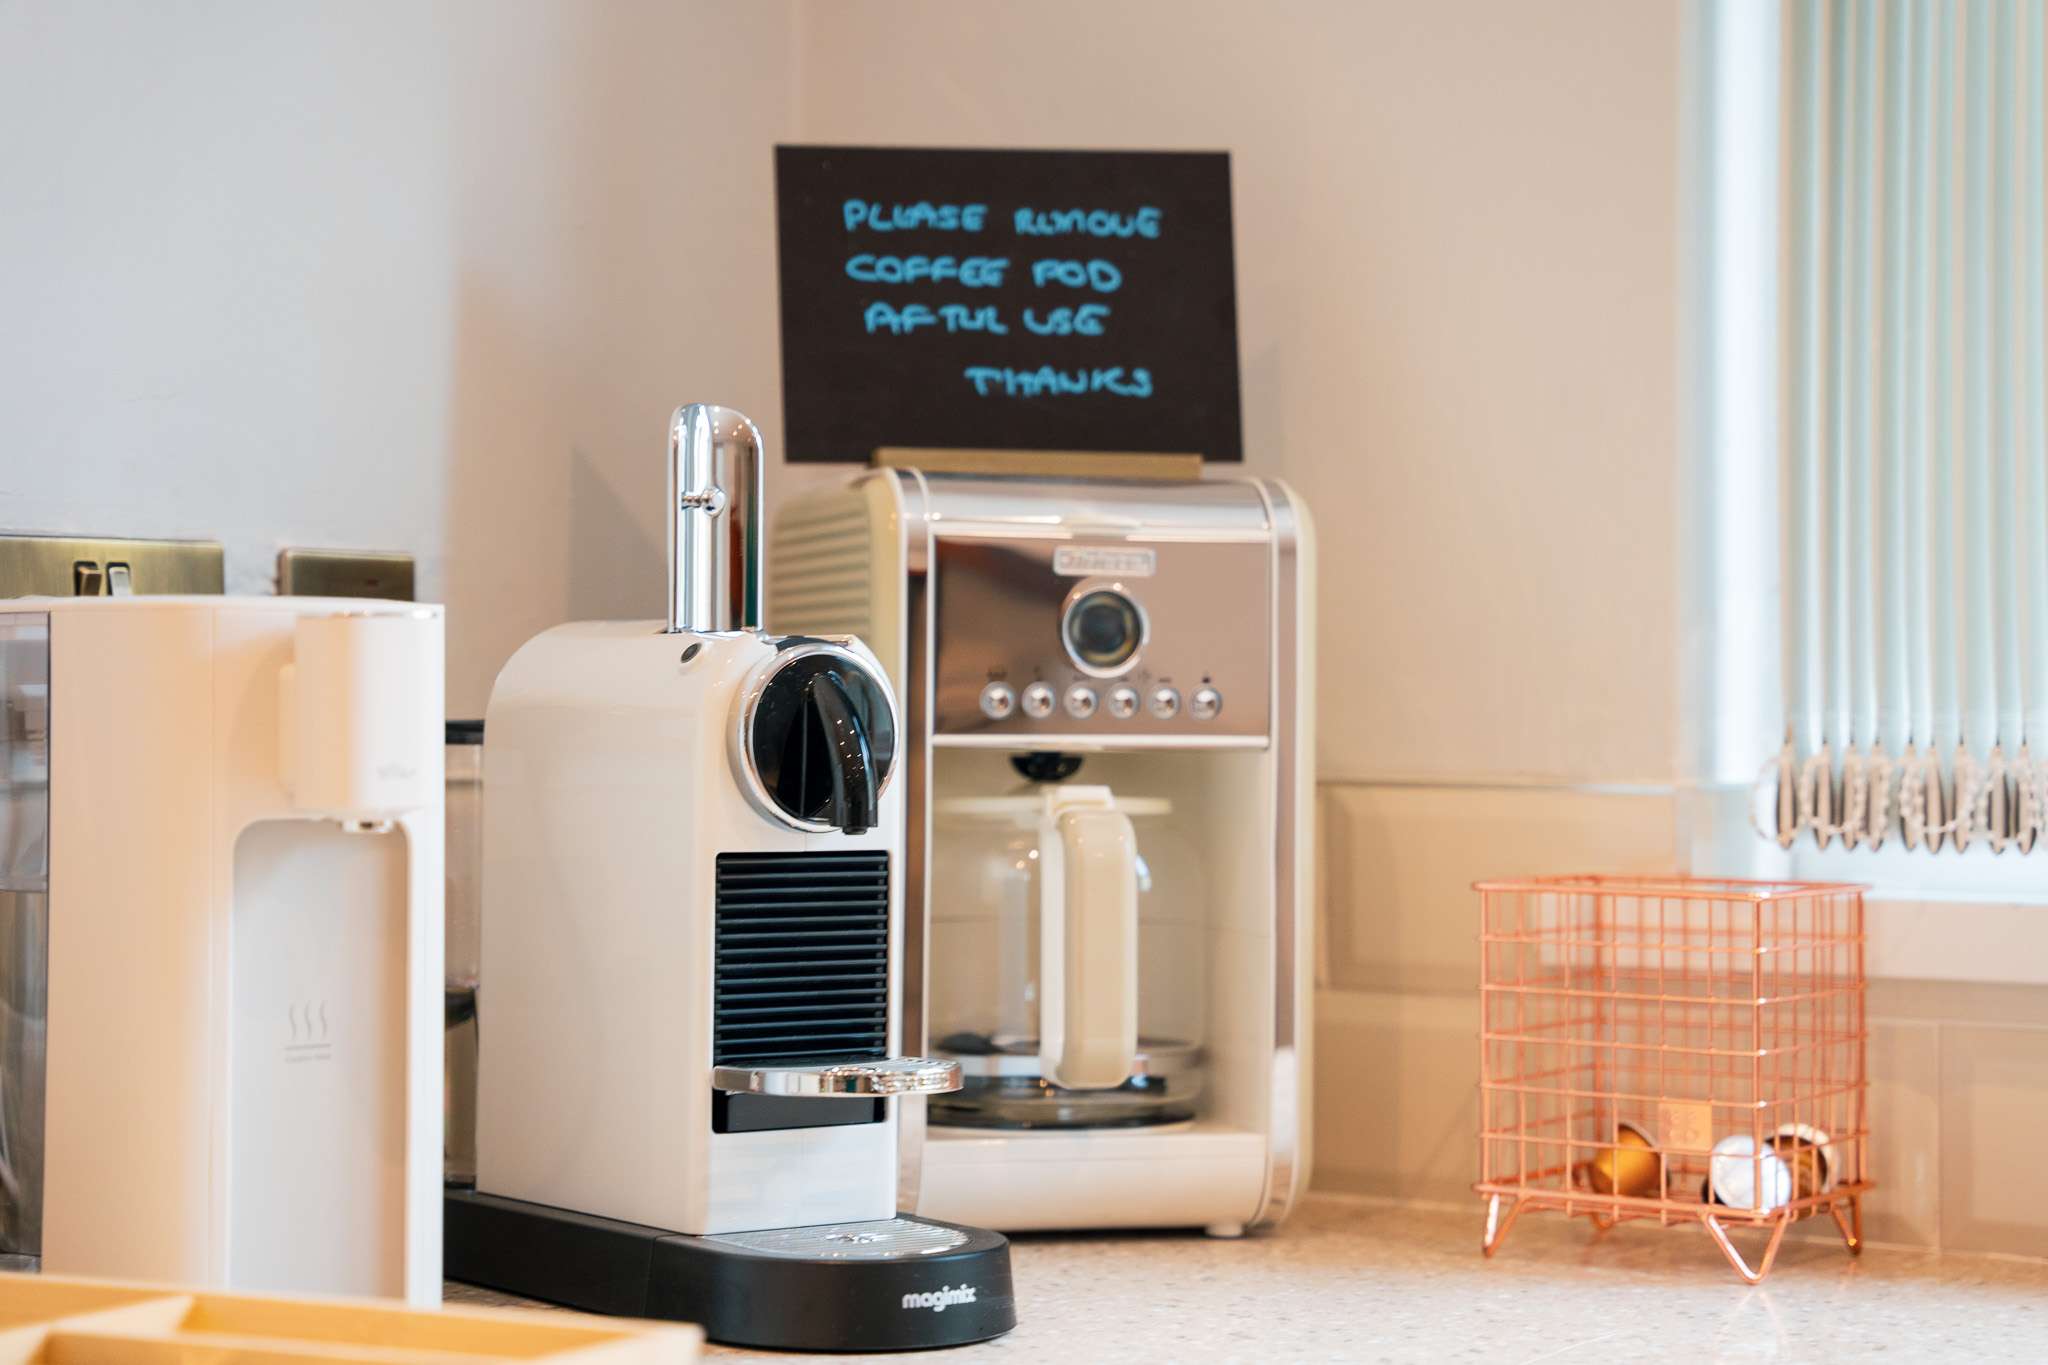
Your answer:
[774,146,1242,464]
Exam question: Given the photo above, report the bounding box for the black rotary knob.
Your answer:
[741,645,897,834]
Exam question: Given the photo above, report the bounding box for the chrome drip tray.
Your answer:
[703,1217,970,1261]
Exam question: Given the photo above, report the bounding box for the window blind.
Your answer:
[1772,0,2048,853]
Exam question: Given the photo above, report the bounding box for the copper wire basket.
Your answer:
[1474,875,1870,1283]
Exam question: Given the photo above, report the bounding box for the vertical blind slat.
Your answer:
[1906,0,1935,752]
[1991,0,2023,751]
[2026,0,2048,748]
[1790,0,1829,757]
[1962,0,1996,760]
[1929,0,1960,755]
[1828,0,1858,753]
[1880,0,1913,757]
[1848,0,1881,752]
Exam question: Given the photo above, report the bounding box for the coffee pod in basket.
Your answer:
[1771,1122,1836,1193]
[1586,1120,1660,1197]
[1705,1132,1830,1211]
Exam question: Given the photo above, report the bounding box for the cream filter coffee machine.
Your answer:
[771,471,1314,1235]
[0,596,445,1303]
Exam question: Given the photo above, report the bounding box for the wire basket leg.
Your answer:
[1482,1194,1526,1258]
[1703,1215,1790,1284]
[1831,1196,1863,1254]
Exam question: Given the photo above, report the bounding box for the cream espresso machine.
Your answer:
[447,407,1015,1352]
[771,471,1314,1236]
[0,595,445,1303]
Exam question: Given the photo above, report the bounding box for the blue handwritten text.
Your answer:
[1022,305,1110,336]
[866,302,1009,335]
[963,365,1153,398]
[1013,207,1163,239]
[1030,259,1122,293]
[843,199,989,232]
[847,255,1009,287]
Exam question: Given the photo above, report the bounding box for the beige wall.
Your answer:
[3,0,1684,762]
[0,0,801,716]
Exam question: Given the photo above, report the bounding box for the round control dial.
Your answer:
[1191,687,1223,720]
[1148,686,1181,719]
[1064,684,1098,719]
[736,643,897,834]
[1062,590,1145,675]
[1021,681,1056,719]
[1107,685,1140,719]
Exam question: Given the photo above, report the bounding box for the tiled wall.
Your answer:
[1309,781,2048,1258]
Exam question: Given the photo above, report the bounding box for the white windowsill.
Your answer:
[1687,781,2048,987]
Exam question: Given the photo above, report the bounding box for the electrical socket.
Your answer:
[277,549,415,601]
[0,534,224,597]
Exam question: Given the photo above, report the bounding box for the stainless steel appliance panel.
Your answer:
[931,535,1270,743]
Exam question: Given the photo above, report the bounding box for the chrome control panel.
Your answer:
[932,534,1270,742]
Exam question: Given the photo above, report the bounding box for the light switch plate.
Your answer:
[277,549,416,601]
[0,534,224,598]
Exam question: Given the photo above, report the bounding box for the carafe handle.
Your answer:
[1039,788,1139,1090]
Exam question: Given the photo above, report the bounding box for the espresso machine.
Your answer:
[771,471,1314,1236]
[447,406,1015,1352]
[0,596,445,1303]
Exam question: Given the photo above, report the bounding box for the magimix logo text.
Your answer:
[901,1284,978,1313]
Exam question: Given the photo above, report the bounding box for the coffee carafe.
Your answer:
[929,773,1205,1129]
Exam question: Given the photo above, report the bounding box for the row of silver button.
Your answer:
[979,681,1222,722]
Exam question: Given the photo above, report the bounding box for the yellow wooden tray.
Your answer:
[0,1275,699,1363]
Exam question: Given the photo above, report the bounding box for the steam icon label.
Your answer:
[284,999,334,1064]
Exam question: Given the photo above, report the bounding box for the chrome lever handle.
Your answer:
[711,1057,962,1099]
[666,403,762,635]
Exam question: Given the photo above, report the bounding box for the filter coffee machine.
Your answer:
[447,407,1015,1352]
[772,471,1315,1236]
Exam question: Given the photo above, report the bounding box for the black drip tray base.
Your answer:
[445,1189,1016,1353]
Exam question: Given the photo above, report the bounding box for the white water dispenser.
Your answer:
[0,596,444,1303]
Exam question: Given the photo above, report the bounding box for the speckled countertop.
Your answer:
[448,1194,2048,1362]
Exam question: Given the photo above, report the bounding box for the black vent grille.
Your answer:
[714,851,889,1066]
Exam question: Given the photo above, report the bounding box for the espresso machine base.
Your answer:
[445,1191,1016,1352]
